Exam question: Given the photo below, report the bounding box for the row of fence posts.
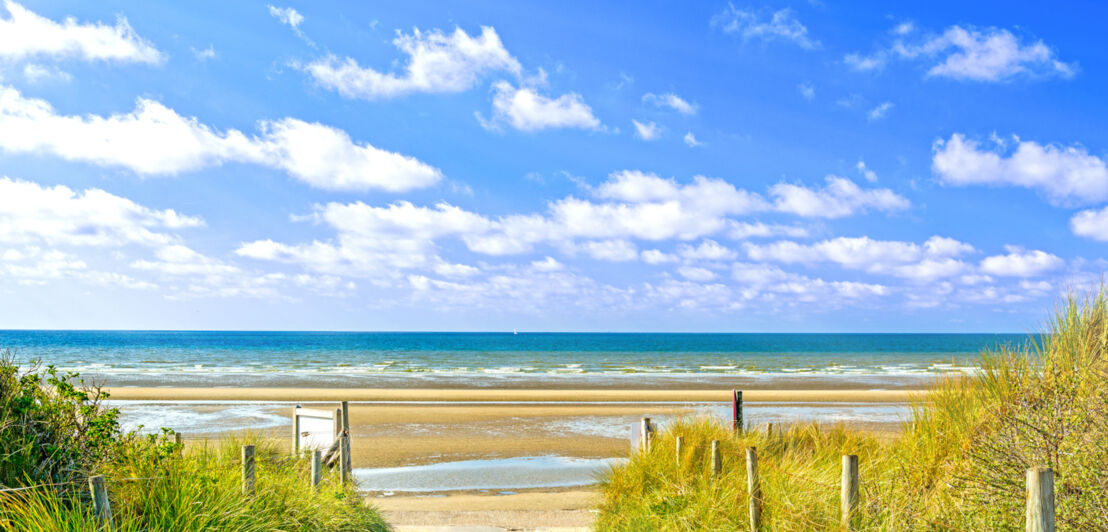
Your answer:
[634,389,1058,531]
[86,401,355,531]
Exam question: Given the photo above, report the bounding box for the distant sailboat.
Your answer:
[513,328,518,335]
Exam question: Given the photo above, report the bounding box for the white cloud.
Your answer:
[482,81,601,132]
[632,119,661,141]
[1071,206,1108,241]
[712,5,818,49]
[728,221,808,239]
[846,25,1075,82]
[642,92,697,115]
[0,1,163,64]
[677,266,716,282]
[22,63,70,84]
[306,26,519,100]
[641,249,676,264]
[581,239,638,261]
[745,235,975,281]
[867,101,893,121]
[770,176,909,218]
[530,256,564,271]
[433,262,481,277]
[267,5,303,30]
[131,244,239,276]
[979,246,1063,277]
[932,133,1108,205]
[0,86,442,192]
[855,161,877,182]
[797,82,814,101]
[192,45,216,61]
[0,177,202,248]
[683,132,701,147]
[678,240,736,261]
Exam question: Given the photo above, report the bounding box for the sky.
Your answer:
[1,0,1107,332]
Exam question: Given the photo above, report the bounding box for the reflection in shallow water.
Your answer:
[354,455,627,492]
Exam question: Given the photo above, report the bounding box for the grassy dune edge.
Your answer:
[596,291,1108,531]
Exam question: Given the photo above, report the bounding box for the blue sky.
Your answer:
[1,0,1107,332]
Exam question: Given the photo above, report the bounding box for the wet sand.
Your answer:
[106,387,919,403]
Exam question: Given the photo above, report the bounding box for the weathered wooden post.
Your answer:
[311,449,322,491]
[640,417,653,453]
[1026,467,1055,532]
[291,405,301,455]
[675,436,683,466]
[710,440,722,479]
[341,401,352,477]
[338,432,350,486]
[242,445,256,495]
[174,432,183,457]
[88,475,114,531]
[841,454,859,530]
[746,447,761,531]
[733,390,743,433]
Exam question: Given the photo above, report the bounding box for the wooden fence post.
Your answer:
[710,440,722,479]
[1026,467,1055,532]
[640,417,653,453]
[338,432,350,486]
[88,475,114,531]
[311,449,322,492]
[291,405,301,455]
[841,454,859,530]
[746,447,761,531]
[341,401,351,476]
[733,390,743,433]
[675,436,683,466]
[174,432,183,457]
[242,445,256,496]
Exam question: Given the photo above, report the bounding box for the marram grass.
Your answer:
[597,290,1108,531]
[0,433,390,531]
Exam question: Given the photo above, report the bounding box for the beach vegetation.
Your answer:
[596,290,1108,530]
[0,356,389,531]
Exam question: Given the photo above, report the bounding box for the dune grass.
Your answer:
[0,433,389,531]
[597,290,1108,531]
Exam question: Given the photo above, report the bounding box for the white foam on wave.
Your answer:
[354,455,626,492]
[113,403,288,434]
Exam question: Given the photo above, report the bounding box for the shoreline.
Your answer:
[105,387,922,403]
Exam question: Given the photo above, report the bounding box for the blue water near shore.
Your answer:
[0,331,1027,386]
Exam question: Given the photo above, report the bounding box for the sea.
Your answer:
[0,330,1029,388]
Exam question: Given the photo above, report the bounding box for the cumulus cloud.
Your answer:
[712,5,818,49]
[632,119,661,140]
[846,25,1075,82]
[1071,206,1108,241]
[267,5,303,30]
[745,235,976,281]
[22,63,70,84]
[683,132,701,147]
[0,1,163,63]
[728,221,809,239]
[855,161,877,182]
[770,176,909,218]
[979,246,1063,277]
[0,86,442,192]
[642,92,697,115]
[932,133,1108,205]
[480,81,602,132]
[677,266,716,282]
[305,26,519,100]
[0,177,201,248]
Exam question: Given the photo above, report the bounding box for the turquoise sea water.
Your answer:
[0,331,1027,387]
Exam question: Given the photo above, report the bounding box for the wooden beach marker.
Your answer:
[840,454,859,530]
[710,440,722,479]
[242,445,256,496]
[338,432,350,485]
[746,447,761,531]
[88,475,114,531]
[1026,467,1055,532]
[640,417,653,453]
[675,436,683,466]
[311,449,322,492]
[291,405,301,454]
[732,389,743,432]
[341,401,351,477]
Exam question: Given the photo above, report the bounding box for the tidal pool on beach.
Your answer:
[354,455,627,492]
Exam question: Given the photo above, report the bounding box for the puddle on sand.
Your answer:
[354,455,627,492]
